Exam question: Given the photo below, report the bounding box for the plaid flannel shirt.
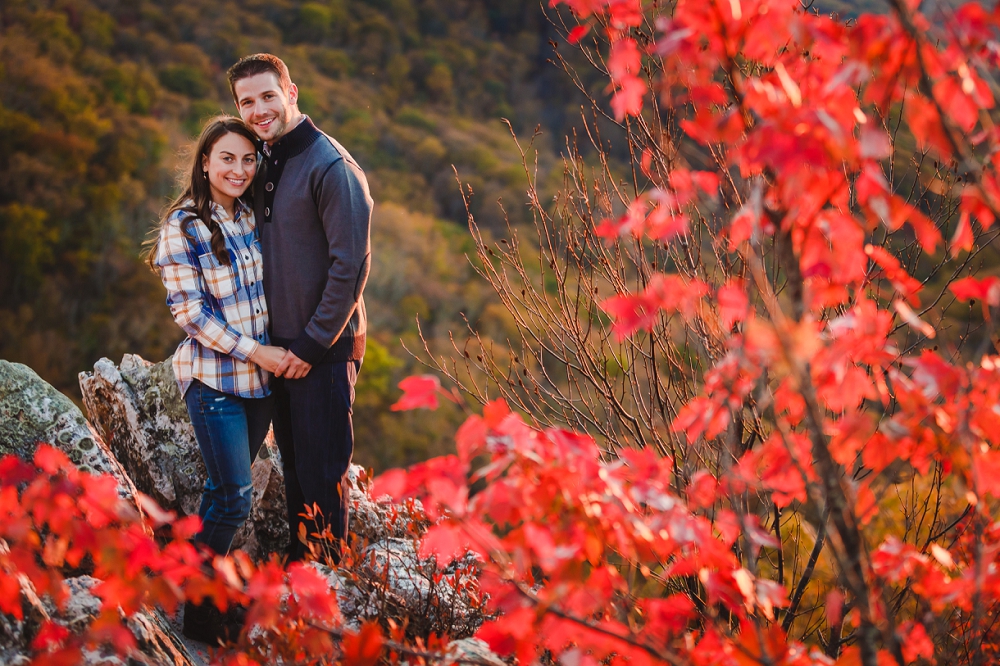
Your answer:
[155,199,270,398]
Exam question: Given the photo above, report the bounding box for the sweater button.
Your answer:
[265,182,274,192]
[265,207,270,216]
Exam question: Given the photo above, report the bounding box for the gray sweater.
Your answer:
[253,117,372,364]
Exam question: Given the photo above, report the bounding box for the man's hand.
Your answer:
[275,350,313,379]
[250,344,288,373]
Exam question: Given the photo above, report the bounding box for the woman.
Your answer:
[146,116,286,644]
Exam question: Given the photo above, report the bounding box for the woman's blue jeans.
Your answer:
[184,380,274,555]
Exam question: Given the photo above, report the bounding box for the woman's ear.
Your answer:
[201,154,209,174]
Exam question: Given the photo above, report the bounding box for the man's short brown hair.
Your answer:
[227,53,293,101]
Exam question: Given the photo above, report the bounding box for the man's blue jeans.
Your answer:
[184,381,274,555]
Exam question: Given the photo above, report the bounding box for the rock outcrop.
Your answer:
[0,355,498,665]
[79,355,287,559]
[2,575,198,666]
[0,360,137,500]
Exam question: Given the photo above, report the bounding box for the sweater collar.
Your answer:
[266,116,320,161]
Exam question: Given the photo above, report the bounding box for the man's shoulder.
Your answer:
[303,129,363,173]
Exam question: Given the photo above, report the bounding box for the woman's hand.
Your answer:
[251,344,287,373]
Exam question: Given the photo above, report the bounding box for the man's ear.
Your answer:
[288,82,299,107]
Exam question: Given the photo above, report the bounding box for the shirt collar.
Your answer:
[209,198,251,221]
[266,115,320,159]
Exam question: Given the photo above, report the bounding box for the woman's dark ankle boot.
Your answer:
[182,599,226,645]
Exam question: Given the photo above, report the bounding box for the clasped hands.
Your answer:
[251,344,313,379]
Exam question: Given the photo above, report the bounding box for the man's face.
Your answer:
[233,72,298,145]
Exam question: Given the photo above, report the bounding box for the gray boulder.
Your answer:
[0,360,137,500]
[79,354,288,560]
[3,575,197,666]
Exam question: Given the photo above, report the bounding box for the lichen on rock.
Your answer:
[0,360,136,499]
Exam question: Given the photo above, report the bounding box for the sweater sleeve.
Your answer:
[289,155,373,364]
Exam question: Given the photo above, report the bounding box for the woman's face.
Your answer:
[202,131,257,207]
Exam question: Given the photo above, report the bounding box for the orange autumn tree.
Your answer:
[382,0,1000,664]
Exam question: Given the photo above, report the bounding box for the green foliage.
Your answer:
[158,64,209,97]
[0,0,576,467]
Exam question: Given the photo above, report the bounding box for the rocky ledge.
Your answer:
[0,355,499,665]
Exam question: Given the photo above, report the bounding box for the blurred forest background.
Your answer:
[0,0,916,472]
[0,0,602,472]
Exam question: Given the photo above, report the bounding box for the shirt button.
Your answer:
[255,308,261,314]
[265,182,274,192]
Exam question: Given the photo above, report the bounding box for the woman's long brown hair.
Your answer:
[144,115,258,271]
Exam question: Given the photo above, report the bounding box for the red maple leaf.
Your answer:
[390,374,442,411]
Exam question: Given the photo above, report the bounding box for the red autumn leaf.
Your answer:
[717,280,748,330]
[607,37,641,81]
[898,621,935,663]
[610,74,646,120]
[419,523,471,564]
[960,185,995,230]
[93,575,143,615]
[135,492,176,528]
[390,374,441,411]
[288,562,338,622]
[933,76,979,133]
[645,206,689,241]
[340,621,384,666]
[30,620,71,651]
[686,470,718,509]
[906,94,953,159]
[950,275,1000,307]
[672,396,730,442]
[483,398,511,428]
[33,445,73,476]
[641,594,696,636]
[607,0,643,27]
[0,455,35,487]
[567,24,591,44]
[171,515,203,541]
[951,212,974,257]
[974,450,1000,499]
[456,414,488,464]
[754,579,789,622]
[371,468,407,500]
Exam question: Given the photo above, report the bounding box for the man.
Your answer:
[228,54,372,561]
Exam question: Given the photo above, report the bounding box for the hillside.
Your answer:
[2,0,942,470]
[0,0,598,470]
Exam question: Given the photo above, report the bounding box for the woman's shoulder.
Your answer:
[163,202,214,241]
